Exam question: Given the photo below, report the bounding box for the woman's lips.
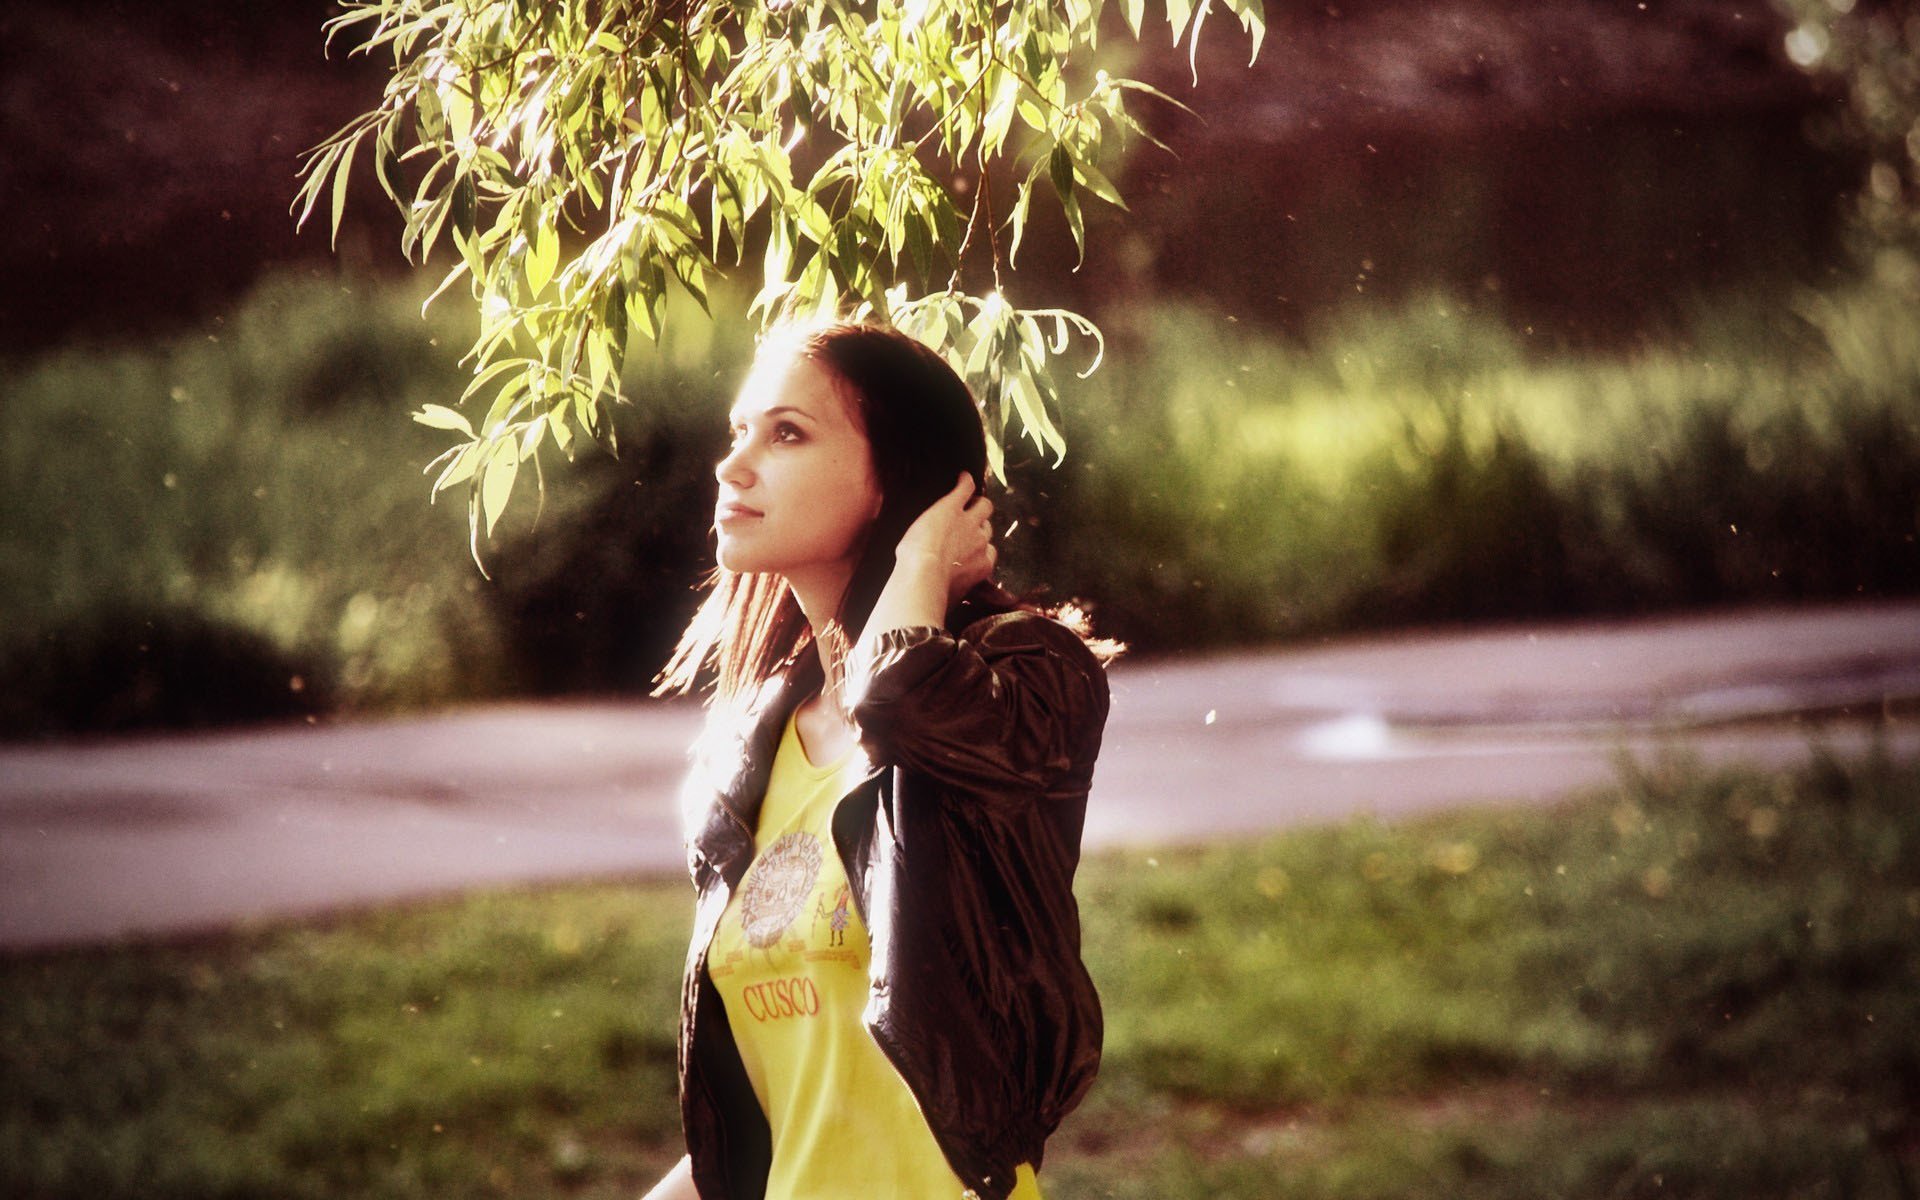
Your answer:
[715,502,763,523]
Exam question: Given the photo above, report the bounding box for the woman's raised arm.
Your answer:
[855,472,994,646]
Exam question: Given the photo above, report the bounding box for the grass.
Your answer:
[0,889,693,1199]
[3,748,1916,1198]
[1049,744,1920,1198]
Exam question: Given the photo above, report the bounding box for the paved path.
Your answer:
[3,600,1917,951]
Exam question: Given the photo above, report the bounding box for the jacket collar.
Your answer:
[695,648,824,887]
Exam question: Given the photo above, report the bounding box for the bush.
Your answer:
[4,269,1916,731]
[0,603,330,737]
[0,270,510,735]
[1025,286,1920,649]
[0,267,766,736]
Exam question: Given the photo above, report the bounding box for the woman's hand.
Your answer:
[846,474,995,685]
[895,472,996,608]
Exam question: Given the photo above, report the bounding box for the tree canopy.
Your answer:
[1773,0,1920,279]
[295,0,1263,560]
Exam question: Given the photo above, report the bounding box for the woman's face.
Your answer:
[713,352,882,588]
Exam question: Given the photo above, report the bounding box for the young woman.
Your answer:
[644,322,1114,1200]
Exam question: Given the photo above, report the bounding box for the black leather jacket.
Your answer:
[676,606,1111,1200]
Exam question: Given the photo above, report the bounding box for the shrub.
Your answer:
[1028,286,1920,649]
[5,270,1915,729]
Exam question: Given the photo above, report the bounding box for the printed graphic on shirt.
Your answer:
[702,714,1049,1199]
[814,883,852,948]
[737,974,821,1022]
[736,831,822,948]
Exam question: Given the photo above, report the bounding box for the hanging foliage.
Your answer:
[295,0,1264,560]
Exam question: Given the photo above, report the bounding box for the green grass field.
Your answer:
[3,748,1915,1199]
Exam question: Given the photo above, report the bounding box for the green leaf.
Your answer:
[884,184,909,264]
[480,438,520,537]
[519,414,547,461]
[653,193,705,245]
[1022,30,1046,82]
[932,190,960,252]
[904,211,932,280]
[1048,143,1075,206]
[416,84,445,144]
[373,126,400,204]
[983,420,1006,483]
[586,328,614,396]
[1049,145,1086,264]
[420,191,454,261]
[526,220,559,295]
[673,250,712,315]
[430,439,484,494]
[795,194,832,244]
[1008,176,1037,264]
[414,404,474,436]
[1223,0,1267,62]
[626,272,659,341]
[981,69,1019,156]
[422,259,470,314]
[480,373,531,436]
[1167,0,1195,43]
[763,216,793,292]
[603,277,629,355]
[963,328,997,381]
[1007,366,1064,463]
[710,165,746,258]
[451,175,477,240]
[290,141,338,231]
[461,356,532,403]
[1074,158,1127,209]
[445,85,473,148]
[328,135,355,249]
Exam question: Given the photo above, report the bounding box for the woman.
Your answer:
[644,321,1114,1200]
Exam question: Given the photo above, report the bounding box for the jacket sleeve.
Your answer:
[845,610,1110,801]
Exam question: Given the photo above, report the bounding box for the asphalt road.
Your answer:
[3,600,1917,951]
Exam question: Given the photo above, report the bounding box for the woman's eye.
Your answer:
[772,422,803,443]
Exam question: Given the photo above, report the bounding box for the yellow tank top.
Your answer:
[706,712,1043,1200]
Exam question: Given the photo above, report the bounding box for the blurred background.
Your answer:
[3,0,1916,737]
[5,2,1920,1198]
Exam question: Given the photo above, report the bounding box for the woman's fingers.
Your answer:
[959,494,992,554]
[942,471,974,510]
[966,496,993,530]
[898,471,996,600]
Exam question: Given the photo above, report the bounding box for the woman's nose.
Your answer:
[715,442,752,487]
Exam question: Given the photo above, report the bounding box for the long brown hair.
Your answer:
[654,320,1109,705]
